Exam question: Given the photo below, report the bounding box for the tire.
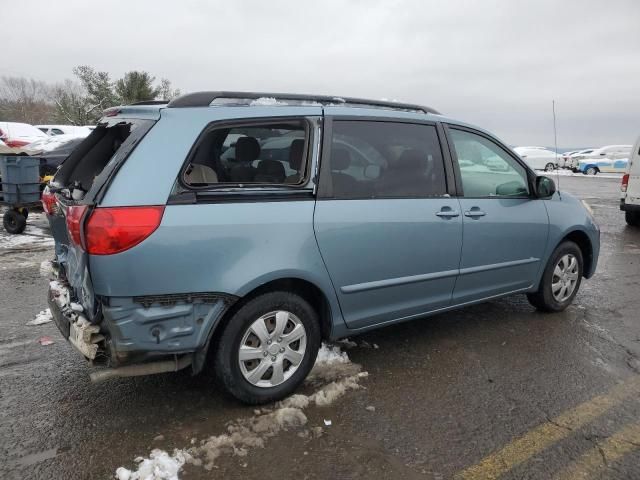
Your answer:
[213,291,321,404]
[19,208,28,219]
[626,211,640,227]
[3,209,27,234]
[527,241,583,312]
[544,163,555,172]
[586,167,598,175]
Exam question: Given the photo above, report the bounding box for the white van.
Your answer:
[621,136,640,226]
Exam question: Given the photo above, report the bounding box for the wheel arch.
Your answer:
[193,276,336,374]
[561,229,594,278]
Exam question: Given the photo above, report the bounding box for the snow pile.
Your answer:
[249,97,287,106]
[115,342,368,477]
[27,309,52,326]
[307,342,361,383]
[115,449,192,480]
[40,260,54,278]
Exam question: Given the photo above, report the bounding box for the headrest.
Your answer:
[288,139,305,169]
[254,159,286,182]
[332,148,351,171]
[235,136,260,163]
[395,149,426,170]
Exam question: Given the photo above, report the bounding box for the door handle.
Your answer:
[464,208,486,218]
[436,209,460,218]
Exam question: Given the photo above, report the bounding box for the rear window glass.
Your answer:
[183,121,308,187]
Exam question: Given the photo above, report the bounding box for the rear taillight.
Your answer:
[6,139,30,148]
[622,174,630,193]
[84,206,164,255]
[66,205,89,246]
[41,187,58,215]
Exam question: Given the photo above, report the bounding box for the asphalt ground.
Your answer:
[1,174,638,479]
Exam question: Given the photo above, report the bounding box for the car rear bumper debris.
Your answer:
[48,280,103,360]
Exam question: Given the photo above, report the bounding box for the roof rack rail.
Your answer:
[128,100,169,106]
[166,91,440,114]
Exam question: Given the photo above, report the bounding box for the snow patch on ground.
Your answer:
[39,260,54,277]
[115,449,192,480]
[27,308,52,325]
[0,213,54,250]
[115,342,368,478]
[547,169,623,179]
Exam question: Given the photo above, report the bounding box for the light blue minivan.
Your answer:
[44,92,600,404]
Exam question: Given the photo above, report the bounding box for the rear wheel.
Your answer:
[544,163,555,172]
[214,291,321,404]
[626,211,640,227]
[3,209,27,234]
[527,241,583,312]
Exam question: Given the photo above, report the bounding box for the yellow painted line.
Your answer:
[554,421,640,480]
[456,376,640,480]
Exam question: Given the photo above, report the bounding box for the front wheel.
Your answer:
[586,167,598,175]
[213,291,321,404]
[545,163,555,172]
[527,241,583,312]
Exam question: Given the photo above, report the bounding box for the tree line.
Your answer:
[0,66,181,126]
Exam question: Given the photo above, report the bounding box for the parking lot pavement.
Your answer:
[1,175,639,480]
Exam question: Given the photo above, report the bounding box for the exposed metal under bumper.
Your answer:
[89,355,193,383]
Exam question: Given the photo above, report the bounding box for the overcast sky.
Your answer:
[4,0,640,147]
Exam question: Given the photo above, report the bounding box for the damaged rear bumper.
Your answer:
[48,280,104,360]
[48,280,237,375]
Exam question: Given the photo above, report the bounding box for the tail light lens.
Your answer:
[622,174,630,193]
[66,205,88,246]
[85,206,164,255]
[41,187,58,215]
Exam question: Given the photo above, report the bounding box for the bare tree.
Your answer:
[0,76,54,124]
[157,78,181,101]
[52,80,97,125]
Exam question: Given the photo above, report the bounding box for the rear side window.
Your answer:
[320,121,447,199]
[183,120,308,187]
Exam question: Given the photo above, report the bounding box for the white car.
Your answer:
[558,151,579,169]
[0,121,47,148]
[573,145,632,163]
[513,147,559,171]
[564,149,594,170]
[36,125,92,137]
[620,137,640,226]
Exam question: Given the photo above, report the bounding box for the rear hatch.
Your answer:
[44,108,159,320]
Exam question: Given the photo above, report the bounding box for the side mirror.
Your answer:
[536,175,556,198]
